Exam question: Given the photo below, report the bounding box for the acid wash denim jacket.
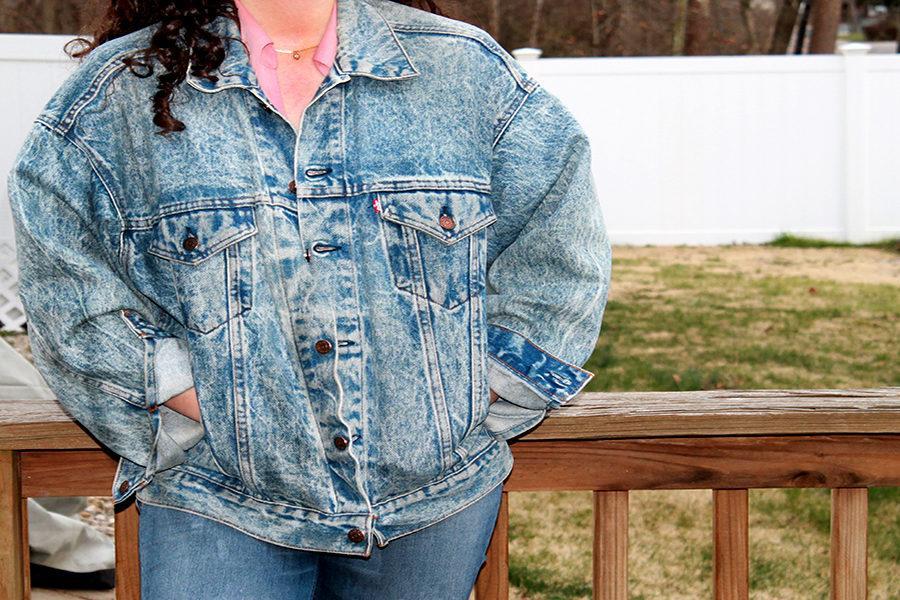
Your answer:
[8,0,611,556]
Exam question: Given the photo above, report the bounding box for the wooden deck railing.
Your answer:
[2,387,898,599]
[474,388,900,600]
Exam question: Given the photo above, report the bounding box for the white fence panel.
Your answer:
[0,35,898,330]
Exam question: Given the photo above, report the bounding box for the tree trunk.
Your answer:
[489,0,501,41]
[685,0,712,55]
[672,0,690,55]
[529,0,545,48]
[769,0,803,54]
[794,0,813,54]
[809,0,842,54]
[739,0,760,53]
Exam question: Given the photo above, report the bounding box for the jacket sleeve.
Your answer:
[7,121,204,492]
[483,83,612,441]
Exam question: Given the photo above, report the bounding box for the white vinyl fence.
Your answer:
[0,34,898,331]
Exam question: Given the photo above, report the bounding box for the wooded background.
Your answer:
[0,0,898,56]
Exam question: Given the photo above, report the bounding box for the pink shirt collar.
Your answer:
[234,0,338,111]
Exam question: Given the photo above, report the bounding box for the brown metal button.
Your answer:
[439,213,455,230]
[288,180,297,194]
[182,235,200,251]
[333,435,349,450]
[347,528,366,543]
[148,404,158,413]
[118,480,130,493]
[122,309,132,317]
[315,339,333,354]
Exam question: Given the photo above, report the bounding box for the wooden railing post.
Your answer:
[475,489,510,600]
[713,489,749,600]
[593,490,628,600]
[114,500,141,600]
[0,450,27,600]
[830,488,867,600]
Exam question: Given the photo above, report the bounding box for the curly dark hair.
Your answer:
[68,1,442,135]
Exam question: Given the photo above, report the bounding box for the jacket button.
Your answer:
[439,213,455,230]
[315,339,333,354]
[347,528,366,543]
[182,235,200,251]
[118,480,130,493]
[288,180,297,194]
[148,404,158,413]
[333,435,349,450]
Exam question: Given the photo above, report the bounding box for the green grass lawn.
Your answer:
[508,244,900,600]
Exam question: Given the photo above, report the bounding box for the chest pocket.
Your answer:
[376,189,497,310]
[147,205,257,334]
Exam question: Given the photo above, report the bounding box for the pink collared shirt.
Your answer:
[235,0,338,116]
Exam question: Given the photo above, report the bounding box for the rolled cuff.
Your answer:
[486,323,594,411]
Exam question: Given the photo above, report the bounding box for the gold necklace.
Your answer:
[273,43,319,61]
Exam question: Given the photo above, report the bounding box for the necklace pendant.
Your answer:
[292,50,302,60]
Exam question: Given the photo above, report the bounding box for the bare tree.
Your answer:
[673,0,690,54]
[590,0,622,49]
[739,0,761,53]
[489,0,501,40]
[529,0,545,47]
[685,0,712,55]
[809,0,842,52]
[769,0,803,53]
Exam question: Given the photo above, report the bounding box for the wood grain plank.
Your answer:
[593,490,628,600]
[1,450,26,600]
[713,489,748,600]
[114,501,141,600]
[475,490,509,600]
[19,451,118,497]
[506,435,900,491]
[830,488,867,600]
[4,389,899,450]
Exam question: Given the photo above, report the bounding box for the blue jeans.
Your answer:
[135,482,503,599]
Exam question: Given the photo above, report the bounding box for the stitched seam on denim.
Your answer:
[147,223,257,265]
[492,85,534,150]
[372,434,502,509]
[390,25,537,93]
[29,325,144,407]
[488,353,561,405]
[52,56,132,134]
[162,466,372,516]
[127,497,372,557]
[489,322,594,379]
[364,1,421,76]
[124,197,262,229]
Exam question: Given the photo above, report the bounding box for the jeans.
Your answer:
[135,481,504,599]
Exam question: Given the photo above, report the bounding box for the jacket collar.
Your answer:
[188,0,419,92]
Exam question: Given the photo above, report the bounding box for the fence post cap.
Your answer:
[512,47,543,61]
[838,42,872,56]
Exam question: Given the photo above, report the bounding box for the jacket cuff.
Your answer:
[486,323,594,411]
[154,337,196,405]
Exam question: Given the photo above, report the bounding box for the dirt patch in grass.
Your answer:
[611,245,900,294]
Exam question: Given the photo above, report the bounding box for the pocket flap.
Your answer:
[376,189,497,245]
[147,205,258,265]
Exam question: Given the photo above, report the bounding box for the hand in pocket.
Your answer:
[164,387,202,422]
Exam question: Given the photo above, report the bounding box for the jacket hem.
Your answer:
[134,430,514,557]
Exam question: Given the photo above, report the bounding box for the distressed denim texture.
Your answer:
[7,0,611,556]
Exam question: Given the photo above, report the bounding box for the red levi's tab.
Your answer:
[372,196,381,213]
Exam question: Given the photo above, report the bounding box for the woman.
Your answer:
[8,0,611,597]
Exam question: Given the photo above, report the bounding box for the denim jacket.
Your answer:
[8,0,611,556]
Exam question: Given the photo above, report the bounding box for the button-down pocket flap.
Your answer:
[147,205,258,265]
[377,189,497,245]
